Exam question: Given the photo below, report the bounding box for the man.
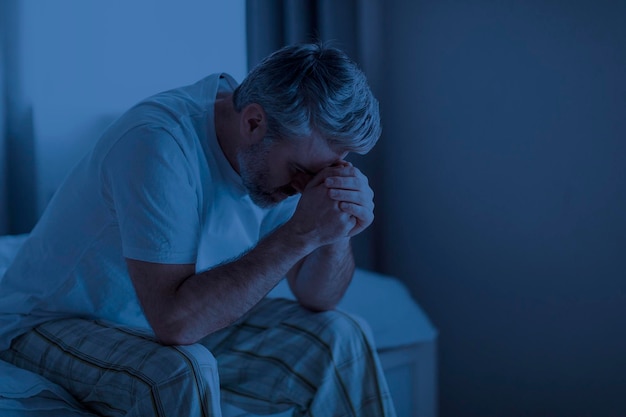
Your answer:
[0,43,397,416]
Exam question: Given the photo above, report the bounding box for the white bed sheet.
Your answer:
[0,234,95,415]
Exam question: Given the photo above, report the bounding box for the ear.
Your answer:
[239,103,267,144]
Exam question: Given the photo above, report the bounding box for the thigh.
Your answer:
[201,297,381,416]
[203,297,375,354]
[0,318,221,417]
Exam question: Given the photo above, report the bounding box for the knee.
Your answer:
[136,342,219,388]
[125,342,220,416]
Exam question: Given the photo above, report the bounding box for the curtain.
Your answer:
[0,0,38,235]
[245,0,385,270]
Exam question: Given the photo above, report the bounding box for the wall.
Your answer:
[378,0,626,416]
[6,0,247,230]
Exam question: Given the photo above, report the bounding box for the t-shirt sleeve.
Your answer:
[101,125,200,264]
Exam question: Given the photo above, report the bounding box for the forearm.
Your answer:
[153,225,314,345]
[136,162,371,345]
[283,160,372,311]
[288,237,355,311]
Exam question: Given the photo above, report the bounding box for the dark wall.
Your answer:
[0,1,10,235]
[378,1,626,416]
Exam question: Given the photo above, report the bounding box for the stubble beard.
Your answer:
[237,141,278,208]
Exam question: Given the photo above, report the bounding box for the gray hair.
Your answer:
[233,43,381,154]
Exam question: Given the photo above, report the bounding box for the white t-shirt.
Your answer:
[0,73,298,351]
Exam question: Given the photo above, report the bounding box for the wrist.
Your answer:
[275,221,318,257]
[321,237,352,256]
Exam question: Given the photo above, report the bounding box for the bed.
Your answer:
[0,232,437,416]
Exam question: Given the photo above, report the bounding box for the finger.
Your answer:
[328,189,373,208]
[339,203,372,237]
[307,163,359,189]
[321,165,357,180]
[325,176,368,191]
[305,166,349,188]
[331,160,351,168]
[327,182,374,204]
[339,201,373,224]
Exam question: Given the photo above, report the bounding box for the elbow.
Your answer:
[147,312,196,345]
[293,288,345,312]
[148,313,203,346]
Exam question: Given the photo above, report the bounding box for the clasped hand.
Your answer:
[288,161,374,248]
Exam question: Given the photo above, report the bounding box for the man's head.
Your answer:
[232,42,380,207]
[234,42,381,154]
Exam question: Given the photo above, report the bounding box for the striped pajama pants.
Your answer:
[0,297,397,417]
